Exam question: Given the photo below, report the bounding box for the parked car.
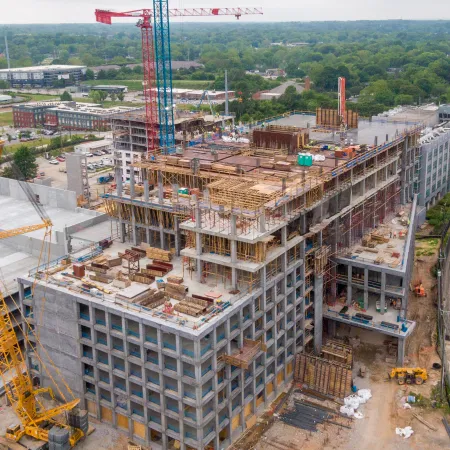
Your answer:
[83,152,93,157]
[93,150,104,156]
[56,156,65,162]
[49,159,59,165]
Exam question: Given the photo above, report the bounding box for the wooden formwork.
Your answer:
[294,353,352,398]
[321,339,353,366]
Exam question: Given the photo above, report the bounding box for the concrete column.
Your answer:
[145,227,150,245]
[195,206,202,229]
[259,210,266,233]
[159,227,165,250]
[397,337,405,365]
[116,168,123,196]
[143,180,149,202]
[231,214,237,236]
[364,268,369,310]
[313,274,323,354]
[380,271,386,315]
[129,169,135,198]
[230,240,237,263]
[346,265,353,306]
[231,268,237,290]
[281,226,287,247]
[174,217,181,256]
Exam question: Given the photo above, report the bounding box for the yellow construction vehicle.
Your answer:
[388,367,428,385]
[0,139,85,446]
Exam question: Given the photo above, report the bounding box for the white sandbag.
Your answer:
[344,394,361,410]
[353,411,364,419]
[313,154,326,162]
[396,426,414,439]
[340,405,355,417]
[402,403,411,409]
[357,389,372,403]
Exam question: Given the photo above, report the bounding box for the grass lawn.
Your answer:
[5,137,52,153]
[75,98,145,108]
[17,93,60,101]
[83,78,211,91]
[0,111,13,127]
[172,80,210,89]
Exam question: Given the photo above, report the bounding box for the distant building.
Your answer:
[0,94,12,103]
[13,101,74,128]
[0,65,87,88]
[265,69,286,78]
[12,101,136,131]
[438,105,450,122]
[416,122,450,224]
[88,85,128,94]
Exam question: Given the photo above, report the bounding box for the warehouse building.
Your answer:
[17,115,420,450]
[0,65,87,88]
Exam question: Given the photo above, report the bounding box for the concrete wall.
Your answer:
[24,282,84,401]
[0,177,77,210]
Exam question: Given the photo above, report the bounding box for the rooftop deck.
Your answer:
[28,241,253,335]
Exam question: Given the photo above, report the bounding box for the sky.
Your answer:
[1,0,450,24]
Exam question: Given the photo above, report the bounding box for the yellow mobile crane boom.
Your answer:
[0,139,85,446]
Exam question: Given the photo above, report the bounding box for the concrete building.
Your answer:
[16,118,421,450]
[416,122,450,224]
[438,104,450,122]
[0,94,12,103]
[89,85,128,94]
[0,65,87,88]
[110,109,233,182]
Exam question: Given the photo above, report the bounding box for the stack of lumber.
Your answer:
[144,261,172,277]
[113,271,131,288]
[86,262,109,274]
[131,247,147,258]
[274,161,291,172]
[134,289,166,308]
[129,271,155,285]
[89,273,113,284]
[165,282,187,300]
[370,231,389,243]
[146,247,172,262]
[107,256,122,267]
[174,296,211,317]
[167,275,183,284]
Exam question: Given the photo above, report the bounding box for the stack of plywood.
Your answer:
[146,247,172,262]
[107,256,122,268]
[89,273,113,284]
[129,272,155,285]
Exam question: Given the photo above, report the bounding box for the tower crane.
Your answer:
[95,7,263,155]
[0,140,84,446]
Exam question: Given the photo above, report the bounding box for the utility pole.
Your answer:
[4,34,10,69]
[225,69,229,116]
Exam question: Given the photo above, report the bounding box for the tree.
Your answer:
[89,90,102,104]
[109,93,117,102]
[13,146,38,180]
[117,92,125,102]
[98,90,108,102]
[60,91,73,101]
[0,166,15,179]
[85,69,95,80]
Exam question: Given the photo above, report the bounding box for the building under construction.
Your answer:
[17,118,420,450]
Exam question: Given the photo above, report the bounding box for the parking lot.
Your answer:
[37,153,114,192]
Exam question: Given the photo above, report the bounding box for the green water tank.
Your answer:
[305,155,313,166]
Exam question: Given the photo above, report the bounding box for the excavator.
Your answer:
[413,281,427,297]
[0,139,86,446]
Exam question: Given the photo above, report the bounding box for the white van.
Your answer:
[101,158,113,166]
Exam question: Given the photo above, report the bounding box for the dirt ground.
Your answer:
[258,343,448,450]
[405,235,440,368]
